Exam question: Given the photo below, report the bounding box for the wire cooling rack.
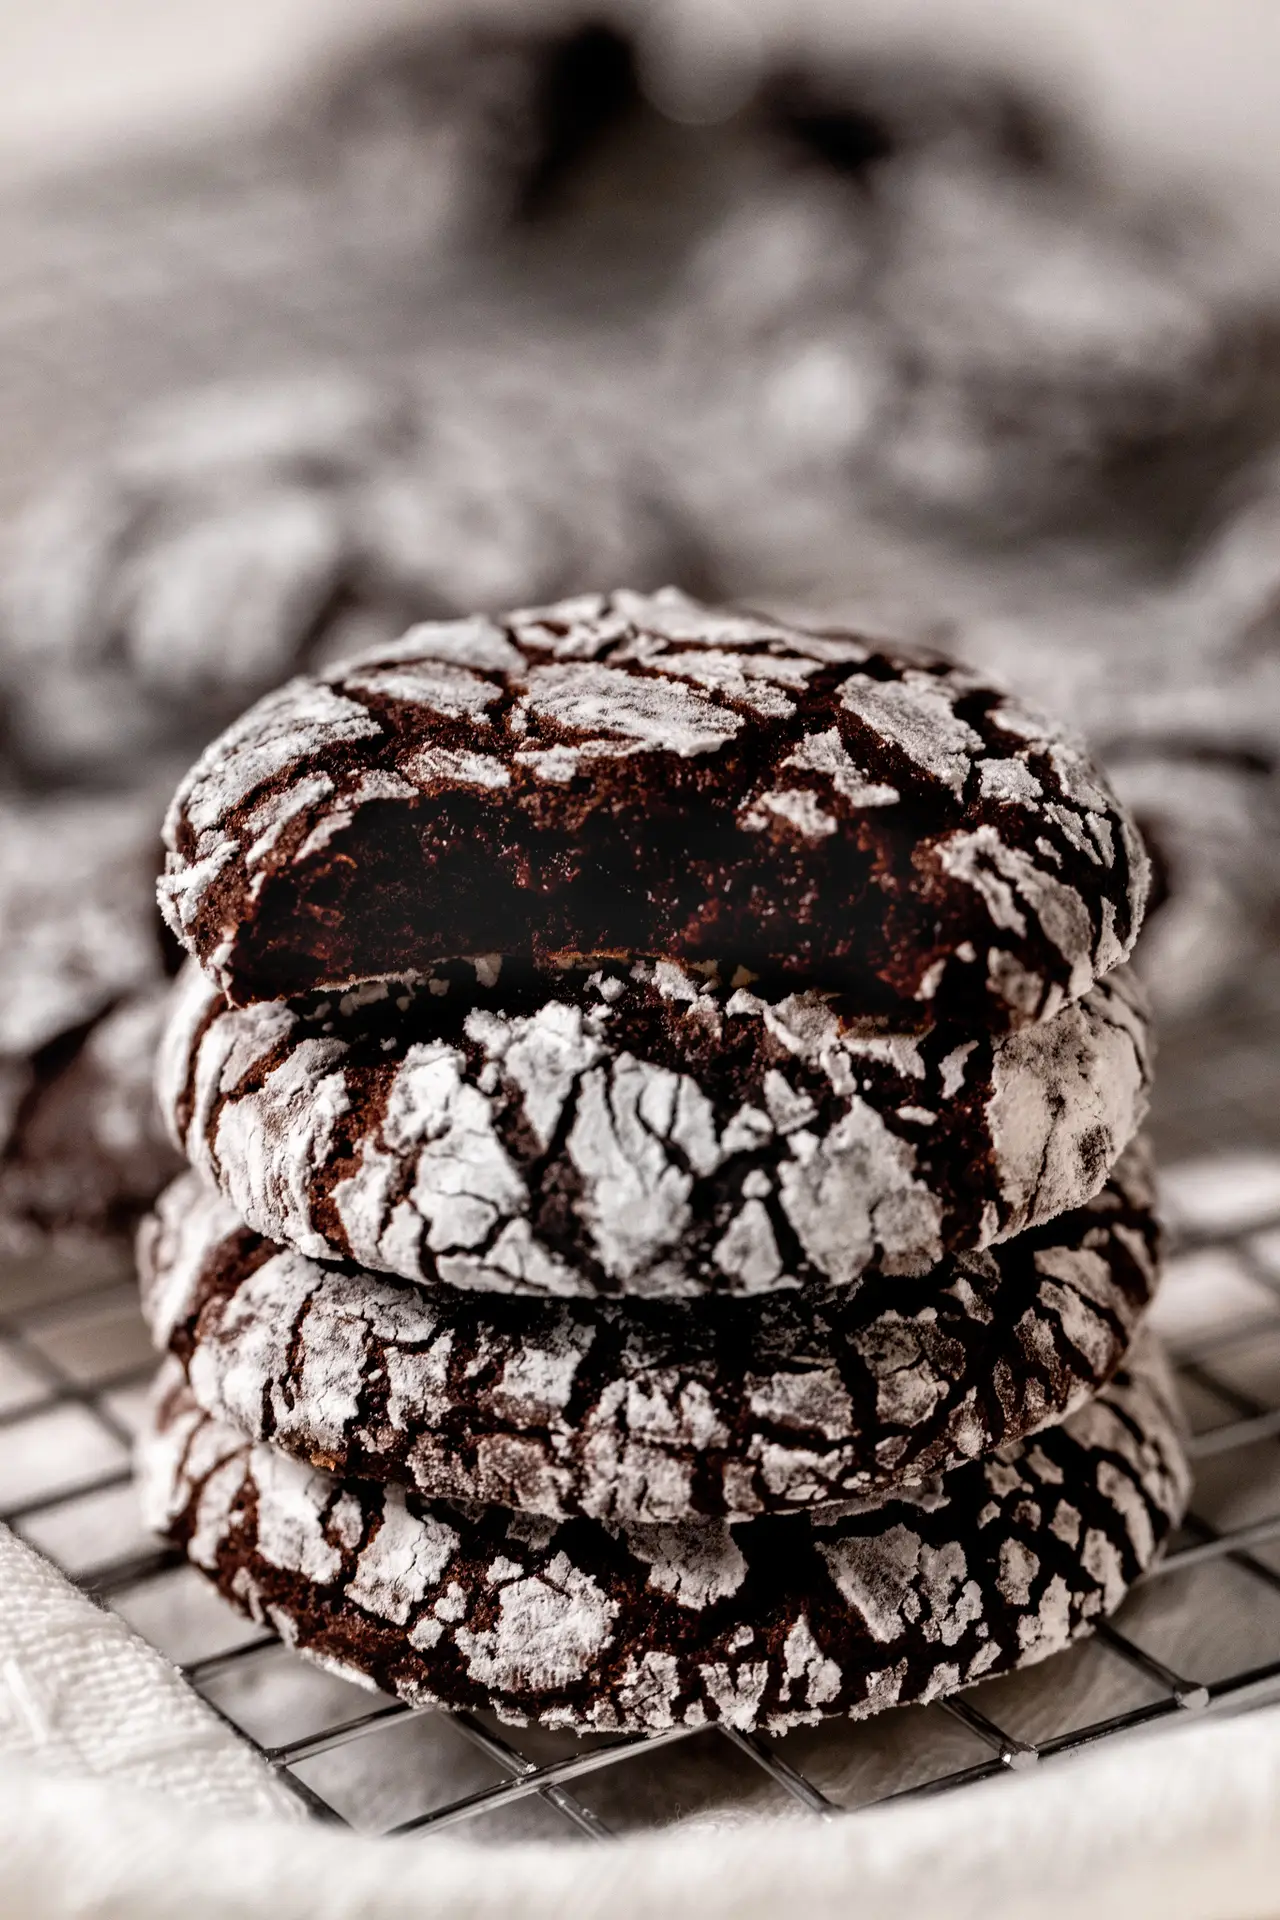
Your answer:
[6,960,1280,1842]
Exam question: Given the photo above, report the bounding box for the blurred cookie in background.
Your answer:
[961,609,1280,1022]
[1106,751,1280,1022]
[946,448,1280,1020]
[663,46,1267,577]
[297,11,646,261]
[0,794,179,1249]
[0,354,686,784]
[0,794,165,1052]
[0,374,396,785]
[0,987,180,1248]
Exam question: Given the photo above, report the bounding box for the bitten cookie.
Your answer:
[139,1329,1188,1734]
[140,1145,1160,1524]
[157,956,1149,1298]
[158,588,1148,1024]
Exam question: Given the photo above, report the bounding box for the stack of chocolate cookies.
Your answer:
[137,587,1189,1735]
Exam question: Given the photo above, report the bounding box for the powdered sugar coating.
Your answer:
[140,1145,1161,1524]
[139,1329,1188,1733]
[158,957,1150,1298]
[159,588,1148,1023]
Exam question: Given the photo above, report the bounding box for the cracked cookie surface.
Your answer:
[138,1329,1188,1733]
[159,587,1148,1024]
[157,956,1150,1298]
[140,1144,1160,1524]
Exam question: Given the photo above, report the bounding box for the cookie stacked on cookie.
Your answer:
[137,586,1188,1734]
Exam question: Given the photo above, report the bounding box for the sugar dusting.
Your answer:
[162,958,1150,1300]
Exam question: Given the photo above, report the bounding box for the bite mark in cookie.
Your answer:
[159,588,1148,1023]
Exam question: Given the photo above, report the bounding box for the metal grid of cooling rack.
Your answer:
[8,962,1280,1841]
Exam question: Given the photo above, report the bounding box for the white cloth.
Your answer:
[3,1683,1280,1919]
[3,1518,1280,1918]
[0,1521,299,1822]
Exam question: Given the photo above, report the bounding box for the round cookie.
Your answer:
[158,587,1149,1024]
[140,1145,1160,1524]
[157,954,1150,1298]
[139,1329,1188,1734]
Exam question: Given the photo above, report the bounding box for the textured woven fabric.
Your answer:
[2,1679,1280,1918]
[0,1521,299,1821]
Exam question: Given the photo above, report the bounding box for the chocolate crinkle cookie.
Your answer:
[156,955,1150,1297]
[0,794,180,1245]
[140,1143,1160,1525]
[158,588,1148,1026]
[139,1329,1188,1735]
